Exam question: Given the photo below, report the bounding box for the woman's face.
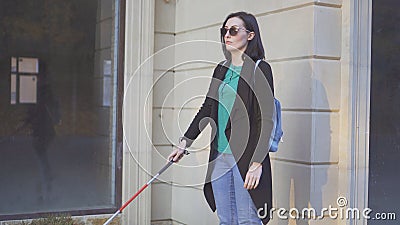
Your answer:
[223,17,253,53]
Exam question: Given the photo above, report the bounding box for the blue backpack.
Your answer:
[253,60,283,152]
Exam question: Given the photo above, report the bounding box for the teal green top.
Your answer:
[217,64,242,154]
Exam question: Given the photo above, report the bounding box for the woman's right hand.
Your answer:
[168,139,187,162]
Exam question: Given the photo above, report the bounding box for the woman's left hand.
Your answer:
[244,162,262,190]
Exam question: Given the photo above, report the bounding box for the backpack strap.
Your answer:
[254,59,262,74]
[252,59,262,87]
[252,59,283,151]
[219,60,229,72]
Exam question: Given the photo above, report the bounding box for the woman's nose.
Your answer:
[224,30,231,38]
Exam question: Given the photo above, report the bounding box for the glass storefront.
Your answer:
[0,0,122,218]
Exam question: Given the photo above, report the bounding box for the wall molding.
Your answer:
[122,0,154,224]
[349,0,372,224]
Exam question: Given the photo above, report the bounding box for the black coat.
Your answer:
[181,55,275,224]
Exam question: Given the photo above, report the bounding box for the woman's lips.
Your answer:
[226,41,232,45]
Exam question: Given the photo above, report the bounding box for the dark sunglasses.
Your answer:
[220,26,250,37]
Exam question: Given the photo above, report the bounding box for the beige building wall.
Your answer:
[151,0,347,225]
[124,0,371,224]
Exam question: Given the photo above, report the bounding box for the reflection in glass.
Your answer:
[0,0,118,216]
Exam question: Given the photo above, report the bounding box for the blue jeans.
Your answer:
[211,152,263,225]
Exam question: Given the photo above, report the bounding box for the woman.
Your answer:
[168,11,275,225]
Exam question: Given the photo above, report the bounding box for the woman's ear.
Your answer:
[247,32,255,41]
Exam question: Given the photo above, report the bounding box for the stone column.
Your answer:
[122,0,154,224]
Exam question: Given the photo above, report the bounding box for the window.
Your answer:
[0,0,124,219]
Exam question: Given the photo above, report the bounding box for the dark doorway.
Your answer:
[368,0,400,223]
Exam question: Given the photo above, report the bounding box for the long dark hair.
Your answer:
[221,11,265,61]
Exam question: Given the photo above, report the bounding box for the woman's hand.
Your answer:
[244,162,262,190]
[168,139,187,163]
